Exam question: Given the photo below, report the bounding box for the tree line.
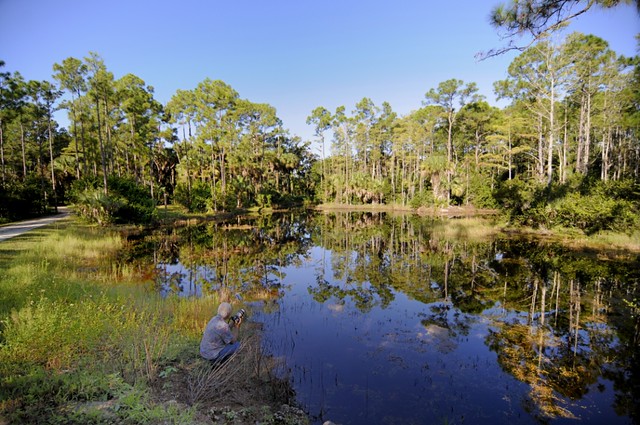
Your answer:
[0,31,638,232]
[0,53,314,223]
[308,32,639,233]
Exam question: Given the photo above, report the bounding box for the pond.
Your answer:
[124,211,640,425]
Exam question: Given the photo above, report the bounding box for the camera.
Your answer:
[229,308,246,325]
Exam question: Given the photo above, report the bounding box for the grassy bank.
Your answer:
[0,220,306,425]
[315,202,640,253]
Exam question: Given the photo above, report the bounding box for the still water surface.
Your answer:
[126,211,639,425]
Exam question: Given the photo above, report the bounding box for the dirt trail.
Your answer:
[0,207,71,242]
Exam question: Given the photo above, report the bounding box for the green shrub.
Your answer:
[173,181,211,213]
[493,177,540,224]
[409,190,435,209]
[467,173,498,209]
[0,298,113,370]
[74,189,124,225]
[0,176,50,221]
[106,177,157,224]
[495,177,640,233]
[548,180,639,234]
[69,177,156,225]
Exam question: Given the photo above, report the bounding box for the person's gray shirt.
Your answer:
[200,314,233,360]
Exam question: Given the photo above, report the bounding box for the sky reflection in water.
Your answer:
[147,214,638,425]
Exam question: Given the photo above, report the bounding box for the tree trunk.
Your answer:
[37,134,47,213]
[0,118,5,184]
[20,121,27,178]
[47,109,58,212]
[210,139,216,210]
[95,97,108,194]
[537,114,544,181]
[601,130,611,181]
[103,98,114,176]
[508,120,512,180]
[576,93,585,173]
[79,105,88,177]
[70,95,80,179]
[184,124,192,207]
[322,135,327,202]
[446,111,454,203]
[547,80,555,186]
[583,91,592,174]
[561,105,568,183]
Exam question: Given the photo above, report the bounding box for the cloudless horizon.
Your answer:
[1,0,638,147]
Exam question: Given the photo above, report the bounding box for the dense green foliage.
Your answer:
[494,177,640,233]
[1,28,639,231]
[308,33,640,232]
[70,176,157,225]
[0,175,50,221]
[0,54,313,224]
[165,79,315,213]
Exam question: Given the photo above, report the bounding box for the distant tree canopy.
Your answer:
[165,78,314,213]
[0,29,639,233]
[0,53,314,224]
[308,32,639,232]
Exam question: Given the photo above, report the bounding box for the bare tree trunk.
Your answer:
[0,119,5,184]
[38,135,46,212]
[561,104,568,183]
[20,121,27,178]
[95,97,108,194]
[508,120,512,180]
[321,134,326,202]
[47,109,58,212]
[602,129,611,181]
[446,112,454,204]
[184,124,192,207]
[80,111,88,177]
[210,139,216,210]
[104,98,114,177]
[583,92,592,174]
[539,281,547,327]
[576,93,585,173]
[537,114,544,181]
[70,96,80,179]
[546,80,555,186]
[529,278,538,325]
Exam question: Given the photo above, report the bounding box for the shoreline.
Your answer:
[312,202,499,217]
[154,204,640,254]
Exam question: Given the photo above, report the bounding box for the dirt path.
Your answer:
[0,207,71,242]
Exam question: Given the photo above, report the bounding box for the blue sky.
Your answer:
[1,0,638,146]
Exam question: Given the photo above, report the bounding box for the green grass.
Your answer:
[0,221,219,424]
[498,223,640,253]
[0,219,302,425]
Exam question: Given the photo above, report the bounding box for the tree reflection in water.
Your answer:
[122,211,640,424]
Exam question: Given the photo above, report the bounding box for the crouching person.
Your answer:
[200,302,241,365]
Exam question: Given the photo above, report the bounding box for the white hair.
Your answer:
[217,302,232,319]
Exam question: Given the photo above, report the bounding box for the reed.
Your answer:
[431,217,499,240]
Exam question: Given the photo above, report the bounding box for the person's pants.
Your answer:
[210,342,240,366]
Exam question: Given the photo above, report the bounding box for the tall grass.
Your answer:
[0,219,294,424]
[0,222,200,423]
[421,217,500,244]
[0,223,122,316]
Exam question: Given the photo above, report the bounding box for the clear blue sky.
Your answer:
[1,0,638,146]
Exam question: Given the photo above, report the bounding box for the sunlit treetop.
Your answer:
[480,0,639,58]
